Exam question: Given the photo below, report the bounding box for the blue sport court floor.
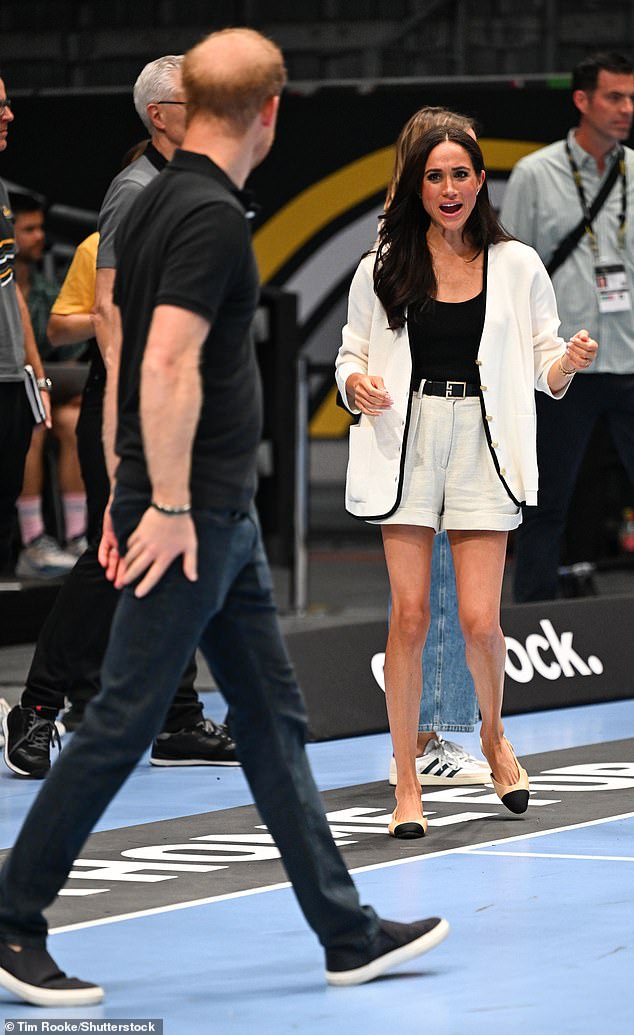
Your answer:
[0,693,632,1035]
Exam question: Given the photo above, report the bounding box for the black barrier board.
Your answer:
[286,596,634,740]
[0,740,631,932]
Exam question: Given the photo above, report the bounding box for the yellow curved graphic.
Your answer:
[253,138,545,437]
[253,138,542,284]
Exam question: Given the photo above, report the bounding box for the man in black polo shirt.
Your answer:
[0,29,448,1006]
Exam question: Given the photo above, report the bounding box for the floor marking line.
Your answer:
[461,850,634,862]
[50,809,634,936]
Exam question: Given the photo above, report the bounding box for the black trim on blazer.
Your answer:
[346,244,526,522]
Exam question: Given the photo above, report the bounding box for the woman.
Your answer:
[385,106,487,790]
[335,127,597,838]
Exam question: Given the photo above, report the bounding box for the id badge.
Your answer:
[594,263,631,313]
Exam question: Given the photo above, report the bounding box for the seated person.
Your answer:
[10,193,89,578]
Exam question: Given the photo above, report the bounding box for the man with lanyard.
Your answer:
[501,50,634,602]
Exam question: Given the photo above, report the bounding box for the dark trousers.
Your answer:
[0,382,33,573]
[22,376,203,731]
[0,489,379,953]
[513,373,634,602]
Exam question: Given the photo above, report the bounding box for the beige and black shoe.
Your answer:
[388,808,428,839]
[484,736,530,814]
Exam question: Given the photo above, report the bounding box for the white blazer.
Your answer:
[335,240,572,519]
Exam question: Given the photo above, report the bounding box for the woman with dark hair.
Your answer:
[336,127,598,838]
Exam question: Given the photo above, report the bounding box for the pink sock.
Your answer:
[63,492,87,541]
[17,495,44,545]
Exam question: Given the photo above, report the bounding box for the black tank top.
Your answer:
[408,289,485,387]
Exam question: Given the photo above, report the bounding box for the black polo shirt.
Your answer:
[113,150,262,511]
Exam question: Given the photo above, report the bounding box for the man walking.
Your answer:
[0,30,448,1007]
[501,51,634,601]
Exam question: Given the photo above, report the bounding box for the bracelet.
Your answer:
[36,377,52,392]
[558,355,576,378]
[151,500,192,516]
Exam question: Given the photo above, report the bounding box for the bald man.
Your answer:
[0,30,448,1007]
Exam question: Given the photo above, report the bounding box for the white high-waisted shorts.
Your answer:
[378,388,522,531]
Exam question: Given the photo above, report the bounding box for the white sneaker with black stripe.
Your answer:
[388,734,489,786]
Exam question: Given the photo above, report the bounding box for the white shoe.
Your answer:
[65,535,88,559]
[389,734,489,786]
[15,534,76,579]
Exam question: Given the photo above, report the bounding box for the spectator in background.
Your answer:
[0,80,52,581]
[501,51,634,601]
[11,193,87,577]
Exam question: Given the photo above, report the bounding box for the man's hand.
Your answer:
[121,508,198,598]
[98,501,126,585]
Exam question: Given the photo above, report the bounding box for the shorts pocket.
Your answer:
[347,424,374,502]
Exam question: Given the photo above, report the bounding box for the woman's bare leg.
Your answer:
[381,523,435,820]
[448,530,520,787]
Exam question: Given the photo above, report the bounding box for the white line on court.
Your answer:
[50,809,634,936]
[461,850,634,862]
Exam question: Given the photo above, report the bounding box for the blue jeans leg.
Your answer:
[196,508,378,950]
[419,532,479,733]
[0,493,378,954]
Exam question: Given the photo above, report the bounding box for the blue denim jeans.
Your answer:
[419,532,479,733]
[0,488,379,952]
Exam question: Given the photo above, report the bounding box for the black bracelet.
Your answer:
[151,500,192,516]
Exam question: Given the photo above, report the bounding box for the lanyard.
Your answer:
[565,140,626,259]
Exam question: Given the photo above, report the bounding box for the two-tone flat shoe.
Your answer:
[388,808,428,839]
[483,736,530,815]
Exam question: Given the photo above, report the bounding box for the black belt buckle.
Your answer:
[446,380,467,399]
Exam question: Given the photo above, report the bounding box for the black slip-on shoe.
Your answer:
[325,917,450,986]
[150,718,240,767]
[0,943,104,1007]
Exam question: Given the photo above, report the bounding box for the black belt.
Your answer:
[420,379,480,399]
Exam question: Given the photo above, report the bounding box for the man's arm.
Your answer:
[119,304,209,598]
[16,284,52,428]
[92,266,121,485]
[47,311,94,347]
[499,161,537,247]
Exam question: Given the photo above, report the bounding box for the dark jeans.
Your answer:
[0,488,378,953]
[22,378,203,731]
[514,373,634,602]
[0,382,33,573]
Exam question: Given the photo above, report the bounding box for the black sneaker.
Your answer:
[149,718,240,767]
[2,705,61,779]
[0,942,103,1007]
[325,917,450,986]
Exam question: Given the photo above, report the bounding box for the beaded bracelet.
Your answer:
[151,501,192,515]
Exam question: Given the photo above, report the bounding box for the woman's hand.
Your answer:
[564,329,599,371]
[345,373,393,415]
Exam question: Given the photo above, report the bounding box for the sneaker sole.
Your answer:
[1,716,51,779]
[325,917,450,987]
[0,965,104,1007]
[149,757,241,767]
[388,770,490,787]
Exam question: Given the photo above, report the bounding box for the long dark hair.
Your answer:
[374,126,512,330]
